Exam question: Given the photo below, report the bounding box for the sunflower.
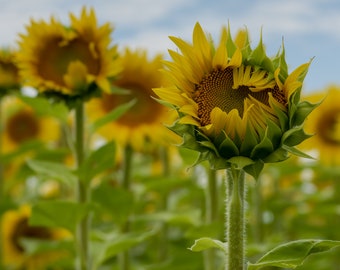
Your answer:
[0,48,21,95]
[17,7,121,105]
[153,23,315,177]
[86,48,179,152]
[1,96,60,154]
[1,204,70,269]
[300,86,340,165]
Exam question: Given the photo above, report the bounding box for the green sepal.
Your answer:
[271,101,289,132]
[282,145,315,159]
[263,147,289,163]
[250,131,274,160]
[266,119,283,148]
[227,156,255,170]
[282,125,313,147]
[291,100,320,127]
[272,41,288,82]
[226,24,237,57]
[199,140,220,156]
[240,124,259,156]
[218,133,240,159]
[152,96,177,109]
[180,132,203,151]
[243,160,264,180]
[247,33,274,73]
[239,31,252,60]
[196,151,229,170]
[168,119,194,137]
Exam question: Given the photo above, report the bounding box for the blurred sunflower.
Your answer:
[17,7,120,104]
[1,96,60,154]
[86,48,179,152]
[301,86,340,165]
[0,48,21,95]
[153,23,315,176]
[1,204,70,269]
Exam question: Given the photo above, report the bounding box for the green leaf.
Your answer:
[20,95,69,122]
[27,160,76,186]
[92,183,134,225]
[0,140,43,164]
[189,237,227,253]
[136,210,201,226]
[29,201,90,233]
[247,239,340,270]
[78,141,116,183]
[90,98,136,132]
[92,230,155,267]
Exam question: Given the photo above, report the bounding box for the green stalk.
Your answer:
[204,168,218,270]
[119,144,133,270]
[75,102,90,270]
[226,167,246,270]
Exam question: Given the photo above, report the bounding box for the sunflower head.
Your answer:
[17,6,121,107]
[0,48,21,96]
[301,86,340,166]
[2,96,60,154]
[1,205,70,269]
[86,48,179,152]
[153,23,317,178]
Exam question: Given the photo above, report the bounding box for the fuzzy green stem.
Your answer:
[119,144,133,270]
[226,167,246,270]
[204,168,218,270]
[75,102,90,270]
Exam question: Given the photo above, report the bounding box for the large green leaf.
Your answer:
[78,141,116,183]
[189,237,227,253]
[247,239,340,270]
[27,159,77,186]
[92,230,155,268]
[29,201,90,234]
[90,98,136,132]
[92,183,134,225]
[20,95,69,122]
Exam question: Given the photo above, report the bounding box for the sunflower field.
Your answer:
[1,6,340,270]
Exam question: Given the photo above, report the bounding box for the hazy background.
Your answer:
[1,0,339,94]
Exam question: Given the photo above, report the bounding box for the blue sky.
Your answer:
[1,0,340,94]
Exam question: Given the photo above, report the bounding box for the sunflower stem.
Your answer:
[204,167,218,270]
[118,144,133,270]
[225,167,246,270]
[75,102,90,270]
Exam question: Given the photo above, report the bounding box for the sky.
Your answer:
[1,0,340,94]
